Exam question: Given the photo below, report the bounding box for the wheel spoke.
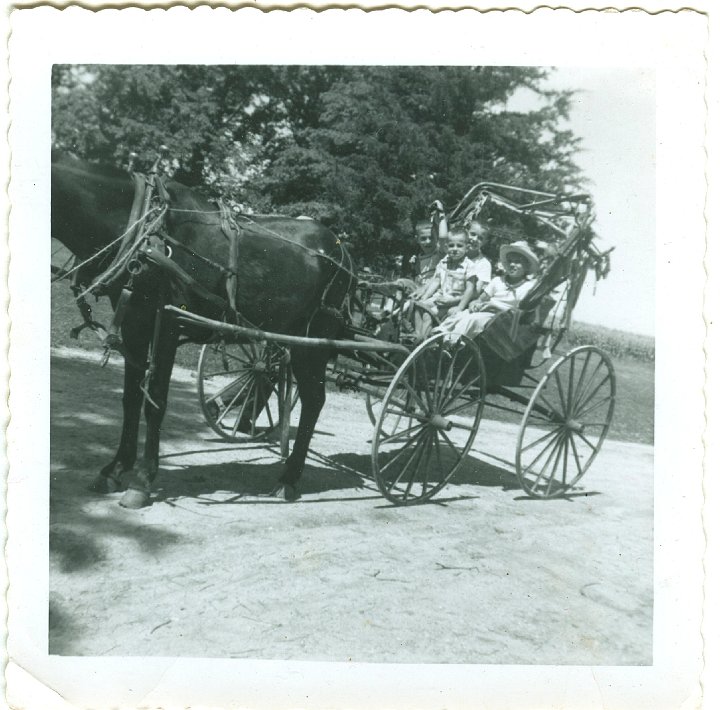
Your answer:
[568,433,585,477]
[574,393,614,420]
[536,391,564,422]
[237,342,260,364]
[204,366,248,379]
[570,350,594,415]
[440,373,484,414]
[527,408,558,424]
[531,435,564,492]
[384,406,425,422]
[572,357,605,414]
[250,383,260,436]
[577,431,600,455]
[437,348,470,410]
[523,427,563,474]
[231,378,257,436]
[561,434,570,486]
[544,433,566,493]
[401,376,431,416]
[216,375,253,419]
[403,432,432,501]
[443,397,481,419]
[520,427,558,453]
[417,429,437,499]
[574,373,612,417]
[380,419,427,445]
[566,355,576,415]
[431,429,444,484]
[206,371,253,408]
[422,431,439,497]
[553,369,568,417]
[438,428,462,464]
[379,427,426,473]
[415,354,432,411]
[433,343,448,405]
[387,430,429,492]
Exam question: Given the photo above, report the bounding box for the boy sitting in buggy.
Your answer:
[411,229,479,340]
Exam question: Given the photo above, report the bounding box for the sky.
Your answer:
[509,68,656,336]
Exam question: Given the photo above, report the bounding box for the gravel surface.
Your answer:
[50,348,653,664]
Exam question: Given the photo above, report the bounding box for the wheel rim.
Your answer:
[516,346,615,498]
[364,356,406,436]
[197,341,292,443]
[372,334,485,505]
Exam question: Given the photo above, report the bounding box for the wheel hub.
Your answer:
[566,419,585,434]
[428,414,453,431]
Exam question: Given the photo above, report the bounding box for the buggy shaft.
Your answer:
[165,306,411,355]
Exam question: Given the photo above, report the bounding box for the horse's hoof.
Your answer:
[283,483,301,502]
[119,488,150,509]
[88,475,123,494]
[267,481,301,502]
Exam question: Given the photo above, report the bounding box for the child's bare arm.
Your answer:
[468,291,491,312]
[417,277,440,301]
[446,280,476,316]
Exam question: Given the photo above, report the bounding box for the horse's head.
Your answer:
[51,153,136,268]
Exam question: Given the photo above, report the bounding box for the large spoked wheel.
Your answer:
[372,334,486,505]
[197,340,296,444]
[516,345,616,498]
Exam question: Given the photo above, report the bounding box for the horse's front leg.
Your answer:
[89,312,152,494]
[274,347,331,501]
[120,319,179,509]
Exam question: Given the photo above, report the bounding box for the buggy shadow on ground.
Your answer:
[49,350,653,663]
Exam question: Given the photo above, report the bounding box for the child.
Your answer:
[413,229,478,340]
[466,219,492,294]
[407,223,442,293]
[435,240,538,340]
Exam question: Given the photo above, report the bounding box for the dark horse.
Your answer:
[52,152,354,508]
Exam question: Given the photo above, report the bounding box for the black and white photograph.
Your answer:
[6,6,712,709]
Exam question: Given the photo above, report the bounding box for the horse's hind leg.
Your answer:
[274,347,331,501]
[120,319,179,509]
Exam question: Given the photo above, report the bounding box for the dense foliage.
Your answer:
[52,65,584,269]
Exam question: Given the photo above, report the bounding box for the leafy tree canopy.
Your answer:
[52,64,584,269]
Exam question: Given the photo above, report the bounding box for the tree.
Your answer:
[52,65,585,270]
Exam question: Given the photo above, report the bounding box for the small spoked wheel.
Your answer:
[197,340,295,443]
[372,334,485,505]
[516,345,615,498]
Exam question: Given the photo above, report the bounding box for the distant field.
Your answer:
[50,248,654,447]
[564,321,654,363]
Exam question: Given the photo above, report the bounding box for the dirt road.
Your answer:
[49,348,653,664]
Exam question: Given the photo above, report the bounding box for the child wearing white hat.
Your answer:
[435,240,538,340]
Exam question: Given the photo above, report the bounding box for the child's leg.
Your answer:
[413,300,437,340]
[418,312,433,339]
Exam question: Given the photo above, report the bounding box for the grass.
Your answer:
[51,242,654,446]
[564,321,654,363]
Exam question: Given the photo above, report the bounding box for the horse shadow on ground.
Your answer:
[151,444,527,509]
[155,458,369,507]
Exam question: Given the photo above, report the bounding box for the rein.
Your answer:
[50,208,160,285]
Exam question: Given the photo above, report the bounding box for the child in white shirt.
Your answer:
[413,230,478,340]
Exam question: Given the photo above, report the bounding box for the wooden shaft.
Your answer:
[165,306,410,356]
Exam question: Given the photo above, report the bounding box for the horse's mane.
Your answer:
[51,150,130,182]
